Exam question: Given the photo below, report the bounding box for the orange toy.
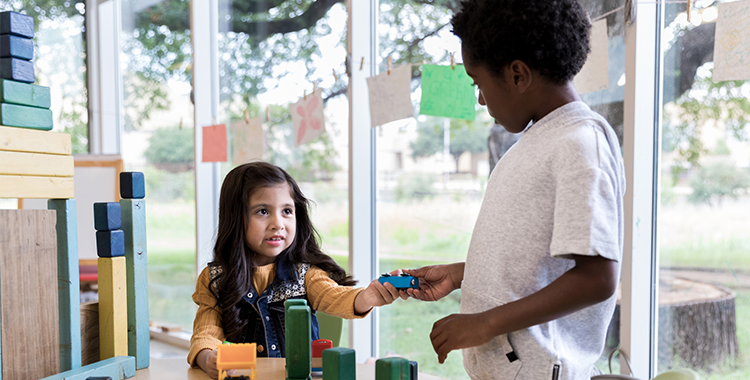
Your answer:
[217,342,257,380]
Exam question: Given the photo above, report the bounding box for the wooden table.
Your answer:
[133,357,447,380]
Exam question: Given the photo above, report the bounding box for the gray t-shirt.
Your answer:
[461,102,626,380]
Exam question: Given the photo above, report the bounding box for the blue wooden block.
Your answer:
[0,11,34,38]
[120,199,150,369]
[119,172,145,199]
[0,57,34,83]
[48,199,83,373]
[0,34,33,60]
[96,230,125,258]
[39,356,135,380]
[94,202,121,231]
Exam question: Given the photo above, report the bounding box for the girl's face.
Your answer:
[245,183,296,266]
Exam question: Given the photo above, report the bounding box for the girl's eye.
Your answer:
[257,209,268,215]
[283,208,294,215]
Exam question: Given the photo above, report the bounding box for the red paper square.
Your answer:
[202,124,228,162]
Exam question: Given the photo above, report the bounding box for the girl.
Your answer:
[188,161,400,378]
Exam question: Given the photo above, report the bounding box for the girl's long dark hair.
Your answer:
[210,161,356,342]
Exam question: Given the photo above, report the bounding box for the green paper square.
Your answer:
[419,64,476,121]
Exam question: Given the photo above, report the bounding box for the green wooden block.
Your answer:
[375,357,410,380]
[0,102,53,130]
[0,79,50,108]
[121,199,150,369]
[284,298,308,315]
[322,347,356,380]
[0,57,34,83]
[285,305,311,379]
[39,356,135,380]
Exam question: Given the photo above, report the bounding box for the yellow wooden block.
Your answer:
[98,256,128,360]
[0,125,71,155]
[0,150,74,177]
[0,174,74,199]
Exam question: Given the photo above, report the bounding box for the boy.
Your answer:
[403,0,626,379]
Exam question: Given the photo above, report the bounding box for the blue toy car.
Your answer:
[378,273,419,289]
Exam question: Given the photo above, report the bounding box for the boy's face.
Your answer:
[245,183,296,266]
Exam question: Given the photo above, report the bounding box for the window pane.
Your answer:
[121,0,196,331]
[658,1,750,377]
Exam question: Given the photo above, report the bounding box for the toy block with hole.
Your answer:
[285,304,312,380]
[375,357,411,380]
[0,11,34,38]
[0,34,33,60]
[0,79,50,108]
[0,57,35,83]
[94,202,121,231]
[119,172,145,199]
[120,198,149,369]
[0,102,53,130]
[97,257,128,360]
[96,230,125,258]
[312,339,332,373]
[321,347,355,380]
[217,342,257,380]
[39,356,135,380]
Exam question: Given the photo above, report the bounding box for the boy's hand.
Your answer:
[197,348,235,379]
[354,269,401,314]
[402,263,464,302]
[429,312,492,364]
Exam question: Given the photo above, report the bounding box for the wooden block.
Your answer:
[284,298,308,314]
[94,202,121,231]
[119,172,145,199]
[0,174,74,198]
[0,125,70,154]
[322,347,356,380]
[0,79,50,108]
[48,199,82,372]
[375,357,411,380]
[285,305,312,379]
[0,210,60,379]
[39,356,135,380]
[409,361,418,380]
[96,230,125,257]
[0,150,73,177]
[0,34,33,60]
[0,102,53,130]
[0,58,35,83]
[80,301,100,366]
[121,201,149,370]
[97,257,128,360]
[312,339,332,372]
[0,11,35,38]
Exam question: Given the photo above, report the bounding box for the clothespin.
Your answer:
[179,117,183,130]
[450,52,456,70]
[313,80,318,93]
[265,106,271,123]
[360,57,365,71]
[387,56,392,75]
[333,68,338,81]
[244,108,250,124]
[686,0,692,23]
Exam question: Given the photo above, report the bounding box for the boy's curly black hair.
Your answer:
[452,0,591,84]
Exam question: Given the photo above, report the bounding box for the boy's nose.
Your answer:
[478,92,486,106]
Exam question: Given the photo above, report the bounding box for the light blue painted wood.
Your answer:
[48,199,82,372]
[39,356,135,380]
[120,199,150,369]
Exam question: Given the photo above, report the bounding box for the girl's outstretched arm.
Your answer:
[353,269,402,314]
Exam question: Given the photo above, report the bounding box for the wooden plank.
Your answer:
[0,102,53,130]
[0,151,73,177]
[0,125,70,155]
[0,11,35,38]
[48,199,82,372]
[121,199,150,369]
[80,301,99,366]
[285,305,312,379]
[98,257,128,360]
[0,58,34,83]
[0,79,50,108]
[0,35,33,60]
[39,356,136,380]
[0,210,60,380]
[0,175,74,199]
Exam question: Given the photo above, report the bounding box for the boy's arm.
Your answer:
[429,255,618,363]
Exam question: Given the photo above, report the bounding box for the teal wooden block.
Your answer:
[0,57,34,83]
[0,11,34,38]
[375,357,410,380]
[96,230,125,258]
[120,199,149,370]
[0,34,33,60]
[285,305,312,379]
[322,347,356,380]
[119,172,145,199]
[0,102,52,130]
[39,356,135,380]
[0,79,50,108]
[94,202,121,231]
[48,199,82,372]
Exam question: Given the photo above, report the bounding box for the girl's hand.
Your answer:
[196,348,235,379]
[354,269,401,314]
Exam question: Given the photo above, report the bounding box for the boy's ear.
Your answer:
[508,60,532,93]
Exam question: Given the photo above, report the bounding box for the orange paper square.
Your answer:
[202,124,228,162]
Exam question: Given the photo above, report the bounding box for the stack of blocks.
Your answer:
[0,11,53,130]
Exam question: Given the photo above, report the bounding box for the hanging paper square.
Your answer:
[573,18,609,94]
[291,88,325,146]
[366,64,414,128]
[202,124,227,162]
[420,64,476,121]
[231,117,264,164]
[713,0,750,81]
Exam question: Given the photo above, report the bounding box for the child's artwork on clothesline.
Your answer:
[573,18,609,94]
[291,88,325,147]
[420,64,476,121]
[231,117,264,164]
[366,64,414,128]
[202,123,227,162]
[713,0,750,81]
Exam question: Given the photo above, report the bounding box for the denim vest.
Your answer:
[209,261,320,358]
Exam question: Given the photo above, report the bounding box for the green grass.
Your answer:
[661,237,750,271]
